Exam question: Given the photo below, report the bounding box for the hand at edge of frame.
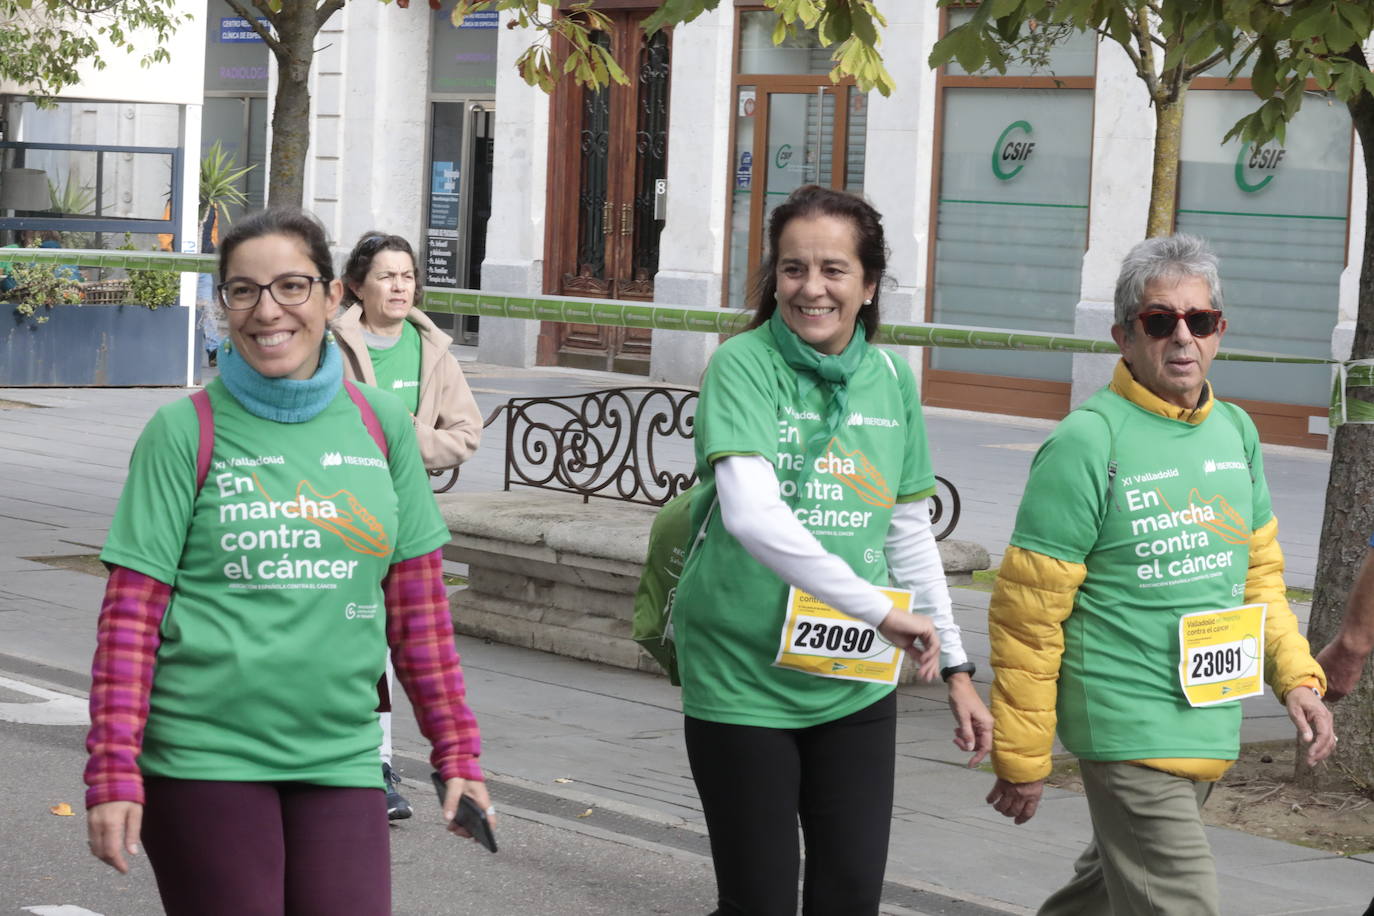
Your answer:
[986,777,1043,826]
[441,777,497,840]
[946,672,993,767]
[877,608,940,681]
[88,800,142,874]
[1315,637,1369,702]
[1285,686,1337,766]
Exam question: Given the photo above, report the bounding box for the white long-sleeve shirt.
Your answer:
[714,454,968,669]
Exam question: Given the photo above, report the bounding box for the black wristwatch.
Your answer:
[941,662,976,682]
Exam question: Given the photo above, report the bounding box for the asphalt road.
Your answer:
[1,677,721,916]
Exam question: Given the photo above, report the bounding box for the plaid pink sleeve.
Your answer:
[84,566,169,808]
[386,549,484,782]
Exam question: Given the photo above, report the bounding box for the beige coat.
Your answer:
[334,304,482,470]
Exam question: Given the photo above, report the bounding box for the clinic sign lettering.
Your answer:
[1234,142,1287,193]
[991,121,1036,181]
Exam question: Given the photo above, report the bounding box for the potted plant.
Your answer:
[1,237,192,386]
[0,146,255,385]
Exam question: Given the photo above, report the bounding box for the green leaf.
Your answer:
[1258,97,1279,136]
[1289,7,1334,43]
[952,29,988,74]
[641,0,717,34]
[818,4,851,47]
[1252,44,1277,99]
[1051,0,1091,25]
[1336,0,1373,38]
[1183,36,1221,68]
[850,6,879,48]
[1105,8,1133,48]
[984,38,1008,73]
[773,15,789,45]
[1323,18,1361,55]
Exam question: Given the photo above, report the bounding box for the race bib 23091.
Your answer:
[1178,603,1266,707]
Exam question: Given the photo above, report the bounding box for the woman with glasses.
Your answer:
[84,208,493,915]
[332,230,483,819]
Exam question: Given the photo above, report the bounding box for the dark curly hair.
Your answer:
[217,207,334,284]
[341,231,417,307]
[745,185,888,340]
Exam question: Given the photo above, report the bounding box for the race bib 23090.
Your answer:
[773,586,915,685]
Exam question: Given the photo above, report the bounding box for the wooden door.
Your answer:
[542,11,670,372]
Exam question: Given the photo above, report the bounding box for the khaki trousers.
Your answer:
[1038,760,1219,916]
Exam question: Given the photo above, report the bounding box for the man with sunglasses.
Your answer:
[983,234,1334,915]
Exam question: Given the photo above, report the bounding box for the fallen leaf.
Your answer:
[576,808,593,818]
[554,777,573,784]
[50,803,74,816]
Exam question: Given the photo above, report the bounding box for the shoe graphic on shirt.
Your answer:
[1187,489,1250,545]
[825,438,896,508]
[248,475,391,557]
[295,480,391,556]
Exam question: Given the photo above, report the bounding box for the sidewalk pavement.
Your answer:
[0,355,1367,915]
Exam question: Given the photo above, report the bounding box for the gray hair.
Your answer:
[1113,234,1223,333]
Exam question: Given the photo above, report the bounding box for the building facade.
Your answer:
[2,3,1363,448]
[482,4,1366,449]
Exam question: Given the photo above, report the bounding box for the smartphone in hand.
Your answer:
[430,771,498,853]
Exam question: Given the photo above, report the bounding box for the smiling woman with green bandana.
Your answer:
[672,185,993,916]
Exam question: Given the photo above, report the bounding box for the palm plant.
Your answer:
[47,171,97,248]
[199,140,254,246]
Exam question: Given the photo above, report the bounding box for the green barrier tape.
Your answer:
[8,247,218,273]
[13,247,1365,423]
[8,248,1341,362]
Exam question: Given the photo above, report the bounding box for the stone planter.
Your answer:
[438,490,992,683]
[2,303,194,386]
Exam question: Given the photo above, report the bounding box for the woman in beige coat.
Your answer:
[335,231,482,470]
[333,230,483,820]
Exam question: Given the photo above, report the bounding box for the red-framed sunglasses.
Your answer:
[1136,309,1224,339]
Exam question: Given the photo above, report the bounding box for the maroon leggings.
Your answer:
[141,777,390,916]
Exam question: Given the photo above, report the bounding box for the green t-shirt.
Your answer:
[369,320,422,415]
[101,379,450,786]
[674,325,936,728]
[1009,387,1269,761]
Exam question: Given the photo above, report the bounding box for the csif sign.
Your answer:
[1234,141,1287,193]
[992,121,1035,181]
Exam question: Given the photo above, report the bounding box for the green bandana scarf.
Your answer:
[767,308,868,457]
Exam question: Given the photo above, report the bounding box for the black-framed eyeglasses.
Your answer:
[217,274,325,311]
[1136,309,1224,339]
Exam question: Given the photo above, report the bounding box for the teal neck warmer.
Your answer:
[217,337,343,423]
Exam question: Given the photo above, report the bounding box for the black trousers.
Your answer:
[684,690,896,916]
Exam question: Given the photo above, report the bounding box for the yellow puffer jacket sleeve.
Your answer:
[989,545,1086,783]
[1248,517,1327,700]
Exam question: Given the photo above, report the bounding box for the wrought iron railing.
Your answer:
[503,386,697,507]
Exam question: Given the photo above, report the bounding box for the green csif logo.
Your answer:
[992,121,1035,181]
[1234,142,1287,193]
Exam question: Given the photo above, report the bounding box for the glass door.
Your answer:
[424,98,494,344]
[726,84,865,309]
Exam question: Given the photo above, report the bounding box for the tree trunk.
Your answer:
[266,3,320,209]
[1146,92,1185,238]
[1297,83,1374,792]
